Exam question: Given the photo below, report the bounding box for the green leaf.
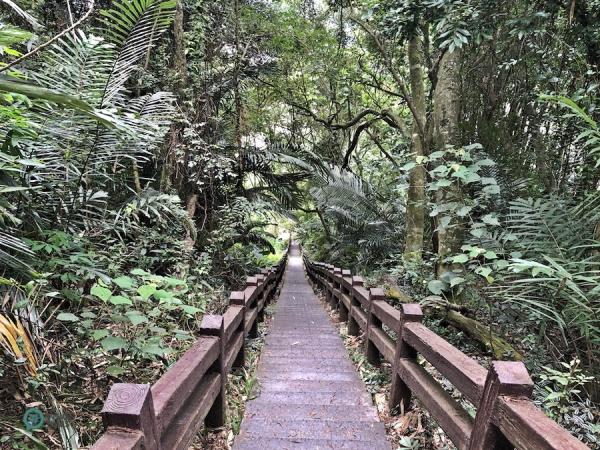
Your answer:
[475,267,494,283]
[427,279,447,295]
[92,329,109,340]
[437,216,452,229]
[450,277,466,287]
[464,172,481,184]
[452,254,469,263]
[137,284,157,300]
[163,277,186,286]
[484,251,498,259]
[482,214,501,226]
[106,365,127,376]
[139,343,168,356]
[153,289,174,300]
[476,267,492,277]
[113,276,134,289]
[101,336,128,351]
[429,151,445,160]
[126,311,148,326]
[0,79,116,127]
[130,268,149,276]
[456,205,472,217]
[180,304,202,315]
[109,295,132,306]
[56,312,79,322]
[400,161,416,172]
[470,227,486,238]
[91,284,112,302]
[0,25,33,47]
[494,260,509,270]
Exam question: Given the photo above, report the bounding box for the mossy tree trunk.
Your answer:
[403,35,427,264]
[431,49,464,279]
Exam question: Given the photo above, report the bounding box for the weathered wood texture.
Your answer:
[234,243,390,450]
[91,249,288,450]
[304,257,589,450]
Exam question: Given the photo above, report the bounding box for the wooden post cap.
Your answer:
[369,287,385,300]
[102,383,153,426]
[352,276,365,286]
[401,304,423,322]
[101,383,159,449]
[246,276,258,286]
[490,361,533,397]
[229,291,245,305]
[342,269,351,277]
[200,315,224,336]
[334,267,342,275]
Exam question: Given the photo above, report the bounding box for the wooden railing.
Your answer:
[304,257,589,450]
[91,251,288,450]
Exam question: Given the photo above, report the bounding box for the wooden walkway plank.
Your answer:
[234,243,390,450]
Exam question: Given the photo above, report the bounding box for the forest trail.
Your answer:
[233,242,390,449]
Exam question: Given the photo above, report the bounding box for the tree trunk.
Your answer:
[444,310,523,360]
[403,35,427,264]
[184,193,198,249]
[432,49,463,278]
[173,0,188,96]
[160,0,187,193]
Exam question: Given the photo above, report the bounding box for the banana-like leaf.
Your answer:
[0,78,116,127]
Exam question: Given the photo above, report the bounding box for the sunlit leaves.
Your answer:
[91,284,112,302]
[56,313,79,322]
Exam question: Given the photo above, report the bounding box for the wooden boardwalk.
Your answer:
[234,243,390,449]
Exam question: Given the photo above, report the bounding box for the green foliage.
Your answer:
[487,195,600,372]
[541,95,600,167]
[400,144,502,293]
[79,268,200,362]
[306,165,404,267]
[539,359,594,422]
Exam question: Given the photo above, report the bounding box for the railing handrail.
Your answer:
[304,256,589,450]
[91,248,289,450]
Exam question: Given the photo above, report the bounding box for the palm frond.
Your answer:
[100,0,176,106]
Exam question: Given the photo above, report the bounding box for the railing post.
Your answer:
[365,287,385,365]
[270,267,277,298]
[200,315,226,428]
[341,269,352,295]
[389,304,423,413]
[256,274,266,322]
[101,383,159,449]
[261,269,271,303]
[229,291,246,368]
[246,276,259,338]
[334,268,346,320]
[468,361,533,450]
[326,266,335,307]
[347,276,364,336]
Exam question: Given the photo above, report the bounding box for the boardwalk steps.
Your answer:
[233,243,390,450]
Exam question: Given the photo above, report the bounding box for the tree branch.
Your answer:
[0,0,95,74]
[349,15,426,142]
[342,118,379,169]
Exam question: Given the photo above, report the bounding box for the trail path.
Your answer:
[233,242,390,449]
